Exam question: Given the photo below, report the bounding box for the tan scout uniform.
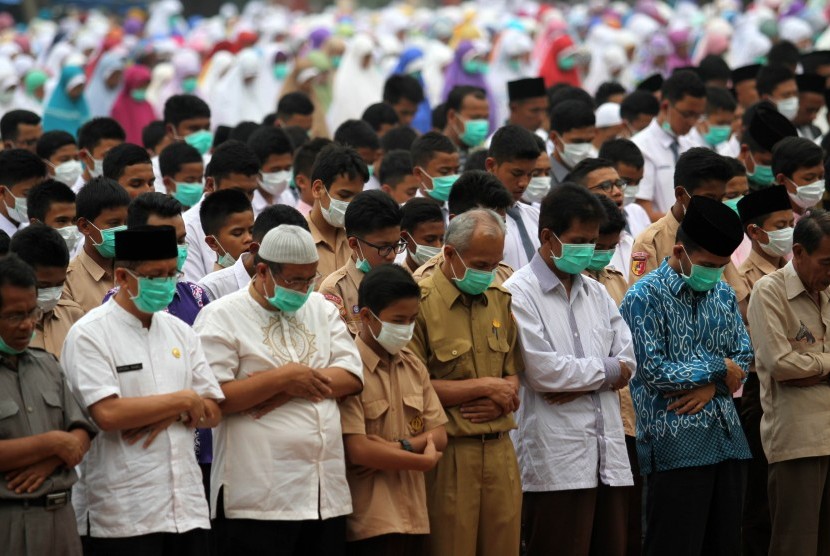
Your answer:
[30,299,84,359]
[340,338,448,543]
[738,249,786,304]
[748,262,830,556]
[319,258,363,336]
[412,252,514,286]
[630,211,748,301]
[408,268,523,556]
[307,213,350,282]
[63,250,114,314]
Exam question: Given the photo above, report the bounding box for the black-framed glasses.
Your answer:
[126,270,184,282]
[0,307,43,326]
[357,237,408,257]
[590,179,628,193]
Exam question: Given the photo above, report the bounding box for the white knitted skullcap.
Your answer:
[595,102,622,128]
[259,225,319,264]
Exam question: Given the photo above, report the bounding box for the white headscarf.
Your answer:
[328,34,384,131]
[488,28,535,125]
[212,48,271,127]
[85,49,126,118]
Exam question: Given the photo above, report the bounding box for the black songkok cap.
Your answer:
[747,103,798,152]
[507,77,546,102]
[737,186,793,227]
[796,73,826,95]
[115,225,178,261]
[636,73,664,93]
[731,64,761,85]
[681,196,744,257]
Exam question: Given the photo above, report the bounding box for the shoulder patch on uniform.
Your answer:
[631,251,648,277]
[323,293,342,305]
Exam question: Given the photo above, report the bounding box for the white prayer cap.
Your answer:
[595,102,622,128]
[259,225,319,265]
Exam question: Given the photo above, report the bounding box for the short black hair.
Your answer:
[401,196,444,233]
[539,183,606,238]
[675,225,704,254]
[620,91,660,121]
[212,125,231,150]
[381,126,418,152]
[36,131,76,161]
[361,103,400,133]
[277,92,314,119]
[448,170,512,215]
[229,121,261,144]
[675,147,733,191]
[0,110,40,142]
[253,204,309,242]
[550,100,595,134]
[26,179,75,223]
[564,158,615,186]
[431,103,448,130]
[794,209,830,254]
[378,150,413,188]
[383,74,425,105]
[77,117,126,152]
[698,55,731,83]
[410,131,456,167]
[311,144,369,188]
[247,126,293,165]
[595,82,626,106]
[163,94,211,126]
[767,41,800,69]
[725,156,747,177]
[661,70,706,103]
[741,100,778,153]
[345,189,402,237]
[756,65,796,97]
[0,148,47,186]
[0,253,36,309]
[199,188,252,236]
[141,120,167,152]
[159,141,202,178]
[464,149,489,172]
[10,223,69,268]
[358,263,421,315]
[488,125,542,163]
[772,136,824,178]
[706,86,737,113]
[127,192,183,227]
[596,194,627,235]
[598,138,644,169]
[293,138,333,178]
[205,140,261,180]
[103,143,152,181]
[283,126,310,151]
[549,85,595,111]
[446,85,486,113]
[75,177,130,222]
[333,119,380,150]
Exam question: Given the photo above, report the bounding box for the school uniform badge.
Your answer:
[409,414,424,435]
[631,252,648,277]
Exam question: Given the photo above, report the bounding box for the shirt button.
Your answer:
[27,406,33,413]
[451,350,458,356]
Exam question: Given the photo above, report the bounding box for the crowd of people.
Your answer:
[2,0,830,555]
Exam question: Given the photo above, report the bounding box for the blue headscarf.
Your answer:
[393,47,432,134]
[43,66,90,136]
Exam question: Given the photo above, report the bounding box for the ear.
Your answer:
[674,186,687,201]
[347,236,360,252]
[76,216,90,235]
[672,243,685,261]
[311,179,325,200]
[113,267,130,289]
[792,243,805,258]
[204,234,220,253]
[539,227,552,245]
[162,176,177,196]
[204,176,216,194]
[248,241,260,256]
[79,149,93,166]
[381,183,393,195]
[775,173,788,187]
[165,123,177,139]
[358,306,373,326]
[294,174,309,190]
[484,157,496,173]
[3,141,12,150]
[446,109,458,127]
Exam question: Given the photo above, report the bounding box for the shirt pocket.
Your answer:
[590,327,615,358]
[487,332,511,372]
[42,390,64,427]
[363,399,390,437]
[0,399,20,438]
[431,339,474,380]
[403,394,425,436]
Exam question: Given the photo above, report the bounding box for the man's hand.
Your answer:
[543,392,590,405]
[665,383,716,415]
[612,361,633,390]
[724,359,745,394]
[5,456,63,494]
[460,398,503,423]
[50,430,85,468]
[248,393,292,420]
[181,390,206,428]
[122,415,178,448]
[283,363,333,402]
[419,433,443,471]
[783,375,828,388]
[483,377,519,413]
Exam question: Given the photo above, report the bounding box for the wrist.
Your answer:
[398,438,414,452]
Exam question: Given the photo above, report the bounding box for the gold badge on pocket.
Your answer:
[172,348,181,359]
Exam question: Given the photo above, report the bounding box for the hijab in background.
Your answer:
[488,28,534,125]
[442,40,498,131]
[85,49,125,117]
[43,65,89,135]
[328,34,383,130]
[212,48,270,127]
[111,65,156,144]
[540,34,582,89]
[0,57,17,115]
[393,47,432,134]
[280,54,331,139]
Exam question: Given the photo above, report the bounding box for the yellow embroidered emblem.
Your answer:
[172,348,181,359]
[409,414,424,435]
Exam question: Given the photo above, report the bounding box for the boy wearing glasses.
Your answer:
[320,190,405,336]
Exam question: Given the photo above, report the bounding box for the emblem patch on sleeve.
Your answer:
[631,252,648,277]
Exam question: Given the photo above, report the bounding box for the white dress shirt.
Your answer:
[504,254,635,492]
[61,299,224,538]
[624,203,651,240]
[633,119,682,215]
[503,202,541,270]
[182,197,215,283]
[717,135,740,158]
[611,230,634,282]
[194,289,363,521]
[152,156,166,193]
[0,212,22,237]
[197,254,251,301]
[251,189,297,217]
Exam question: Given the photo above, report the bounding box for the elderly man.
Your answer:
[409,209,524,556]
[194,224,363,556]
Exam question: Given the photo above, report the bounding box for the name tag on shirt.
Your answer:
[116,363,143,373]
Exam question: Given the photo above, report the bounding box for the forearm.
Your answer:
[408,426,448,453]
[219,369,294,415]
[201,399,223,427]
[320,367,362,398]
[0,433,62,472]
[345,435,432,471]
[90,392,192,432]
[431,378,497,407]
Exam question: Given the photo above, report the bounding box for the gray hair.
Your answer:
[794,209,830,254]
[444,209,506,254]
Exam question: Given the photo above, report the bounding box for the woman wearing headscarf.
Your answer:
[442,40,498,131]
[0,57,18,116]
[158,48,202,109]
[539,34,582,89]
[198,50,234,105]
[667,27,694,73]
[280,54,331,139]
[633,33,673,83]
[111,65,156,145]
[422,38,453,107]
[257,44,292,116]
[85,49,126,118]
[488,28,535,124]
[328,34,384,130]
[393,47,432,133]
[212,48,270,127]
[15,69,48,115]
[146,62,175,117]
[42,65,89,135]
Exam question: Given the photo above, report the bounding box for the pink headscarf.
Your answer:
[110,65,156,145]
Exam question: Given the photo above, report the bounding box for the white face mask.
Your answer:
[559,141,593,168]
[212,236,236,268]
[57,225,83,253]
[758,226,794,258]
[89,158,105,179]
[322,190,348,228]
[522,176,551,204]
[37,286,63,313]
[623,185,639,206]
[409,243,441,266]
[52,160,83,186]
[788,178,825,209]
[370,312,416,355]
[259,170,292,197]
[3,192,27,223]
[777,97,800,121]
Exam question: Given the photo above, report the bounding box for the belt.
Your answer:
[464,432,505,442]
[0,490,70,510]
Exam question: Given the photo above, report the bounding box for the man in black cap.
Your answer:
[738,101,798,191]
[505,77,549,136]
[61,225,224,555]
[794,73,826,141]
[621,196,753,556]
[800,51,830,88]
[731,64,762,110]
[636,73,664,97]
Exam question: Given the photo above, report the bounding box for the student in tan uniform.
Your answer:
[64,177,130,313]
[408,209,523,556]
[307,144,368,281]
[320,190,405,336]
[399,198,445,273]
[341,265,448,556]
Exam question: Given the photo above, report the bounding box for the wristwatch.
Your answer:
[398,439,414,452]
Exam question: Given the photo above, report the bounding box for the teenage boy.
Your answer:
[772,136,825,216]
[37,130,81,187]
[0,148,47,237]
[75,117,126,192]
[379,150,419,205]
[334,120,381,189]
[293,138,333,216]
[247,126,296,213]
[548,100,596,189]
[200,189,254,274]
[738,102,798,192]
[163,94,213,155]
[680,87,737,152]
[410,131,460,221]
[1,109,42,151]
[597,138,651,243]
[158,142,205,210]
[102,143,155,200]
[399,198,445,273]
[26,179,82,255]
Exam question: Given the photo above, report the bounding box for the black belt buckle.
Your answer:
[481,432,504,442]
[45,491,67,510]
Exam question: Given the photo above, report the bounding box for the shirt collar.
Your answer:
[783,261,810,301]
[747,248,783,278]
[78,248,109,282]
[107,297,149,330]
[529,251,587,297]
[355,335,387,375]
[651,118,677,149]
[234,255,252,288]
[656,258,689,297]
[430,263,491,308]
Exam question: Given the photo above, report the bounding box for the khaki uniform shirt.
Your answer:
[340,338,447,541]
[0,348,96,500]
[30,300,84,359]
[739,248,786,304]
[630,210,748,301]
[307,214,350,283]
[748,262,830,464]
[412,252,514,286]
[319,258,363,336]
[63,249,114,314]
[408,268,524,437]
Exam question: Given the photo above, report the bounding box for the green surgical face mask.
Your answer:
[463,59,489,75]
[273,63,289,80]
[267,270,313,313]
[704,125,731,146]
[551,233,596,274]
[182,77,198,94]
[173,182,205,207]
[586,248,615,272]
[747,153,775,187]
[424,172,459,202]
[559,55,576,71]
[355,244,371,273]
[680,247,724,292]
[0,332,32,355]
[130,88,147,102]
[127,272,177,313]
[460,118,489,147]
[184,129,213,156]
[92,224,127,259]
[722,196,743,215]
[450,251,495,295]
[176,244,188,272]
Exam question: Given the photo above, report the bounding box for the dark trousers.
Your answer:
[346,533,428,556]
[625,435,643,556]
[523,484,629,556]
[85,528,209,556]
[769,456,830,556]
[739,373,770,556]
[644,459,746,556]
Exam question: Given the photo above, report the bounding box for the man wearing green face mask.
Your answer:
[409,209,523,556]
[679,87,737,152]
[442,86,490,167]
[738,101,798,192]
[163,94,213,157]
[620,196,752,556]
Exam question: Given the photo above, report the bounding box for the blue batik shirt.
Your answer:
[620,259,753,475]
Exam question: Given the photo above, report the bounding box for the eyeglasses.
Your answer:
[274,271,322,290]
[0,307,43,326]
[357,237,408,257]
[589,179,628,193]
[126,270,184,282]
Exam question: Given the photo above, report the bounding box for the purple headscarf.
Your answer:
[441,40,498,131]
